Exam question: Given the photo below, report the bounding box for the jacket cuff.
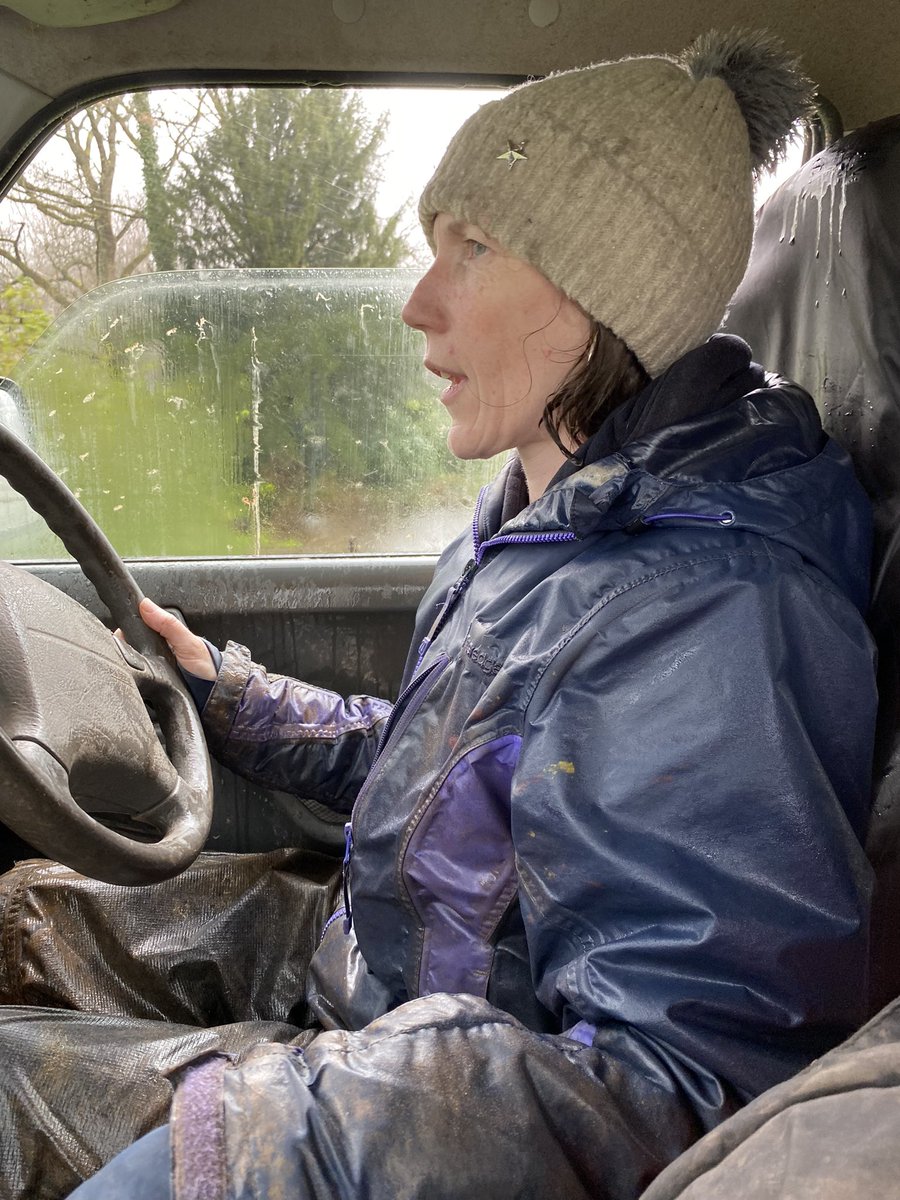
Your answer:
[179,639,222,712]
[201,640,253,755]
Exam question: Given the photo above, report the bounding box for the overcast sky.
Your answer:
[360,86,498,252]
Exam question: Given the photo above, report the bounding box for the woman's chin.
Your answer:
[446,428,481,461]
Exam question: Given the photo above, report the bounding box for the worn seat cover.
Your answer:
[640,993,900,1200]
[724,114,900,1017]
[0,848,339,1200]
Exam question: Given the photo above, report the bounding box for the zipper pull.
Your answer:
[456,556,479,591]
[416,558,477,665]
[341,821,354,934]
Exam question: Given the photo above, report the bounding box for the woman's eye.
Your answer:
[466,239,489,258]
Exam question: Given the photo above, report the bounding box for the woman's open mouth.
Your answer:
[426,363,467,404]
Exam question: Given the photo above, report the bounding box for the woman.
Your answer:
[72,30,875,1200]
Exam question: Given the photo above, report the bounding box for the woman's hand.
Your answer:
[136,597,218,681]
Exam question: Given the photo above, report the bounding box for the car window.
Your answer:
[0,83,809,562]
[754,125,807,207]
[0,85,503,559]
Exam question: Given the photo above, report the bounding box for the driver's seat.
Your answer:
[723,113,900,1017]
[634,115,900,1200]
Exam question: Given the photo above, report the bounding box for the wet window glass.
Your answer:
[0,86,502,559]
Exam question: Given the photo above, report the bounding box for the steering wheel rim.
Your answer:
[0,419,214,884]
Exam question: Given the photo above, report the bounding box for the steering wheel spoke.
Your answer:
[0,421,213,884]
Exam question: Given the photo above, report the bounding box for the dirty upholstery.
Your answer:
[639,990,900,1200]
[0,850,339,1199]
[724,114,900,1015]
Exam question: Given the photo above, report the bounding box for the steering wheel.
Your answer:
[0,420,214,885]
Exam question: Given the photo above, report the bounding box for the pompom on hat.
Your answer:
[418,30,814,378]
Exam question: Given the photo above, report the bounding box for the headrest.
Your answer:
[725,114,900,561]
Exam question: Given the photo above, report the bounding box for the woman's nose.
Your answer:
[401,266,442,332]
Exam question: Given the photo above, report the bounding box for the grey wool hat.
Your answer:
[419,30,813,377]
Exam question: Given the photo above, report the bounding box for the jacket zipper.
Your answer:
[341,823,354,933]
[320,904,346,943]
[342,652,450,933]
[342,486,577,934]
[415,493,578,668]
[412,482,492,669]
[415,557,478,669]
[471,480,578,561]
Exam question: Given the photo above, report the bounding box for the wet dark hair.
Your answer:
[541,318,650,453]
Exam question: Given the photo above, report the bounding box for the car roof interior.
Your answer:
[1,0,900,196]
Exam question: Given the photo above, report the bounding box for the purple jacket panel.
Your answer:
[403,733,522,997]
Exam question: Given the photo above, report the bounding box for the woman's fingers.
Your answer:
[138,597,218,681]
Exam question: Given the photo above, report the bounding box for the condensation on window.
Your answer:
[1,268,499,558]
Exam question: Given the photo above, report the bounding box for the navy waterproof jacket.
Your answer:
[193,335,877,1199]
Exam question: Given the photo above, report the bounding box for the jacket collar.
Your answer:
[480,334,825,540]
[471,335,871,614]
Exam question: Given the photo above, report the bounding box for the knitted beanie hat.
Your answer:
[419,31,813,377]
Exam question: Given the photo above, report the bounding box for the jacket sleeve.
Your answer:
[167,993,718,1200]
[512,542,876,1102]
[199,639,391,814]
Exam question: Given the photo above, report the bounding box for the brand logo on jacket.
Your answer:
[463,632,504,677]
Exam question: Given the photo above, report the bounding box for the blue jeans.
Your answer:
[68,1125,172,1199]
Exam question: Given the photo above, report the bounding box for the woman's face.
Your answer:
[401,214,591,473]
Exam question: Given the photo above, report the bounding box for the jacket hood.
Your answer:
[482,335,872,612]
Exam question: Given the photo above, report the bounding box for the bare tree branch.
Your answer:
[0,93,176,304]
